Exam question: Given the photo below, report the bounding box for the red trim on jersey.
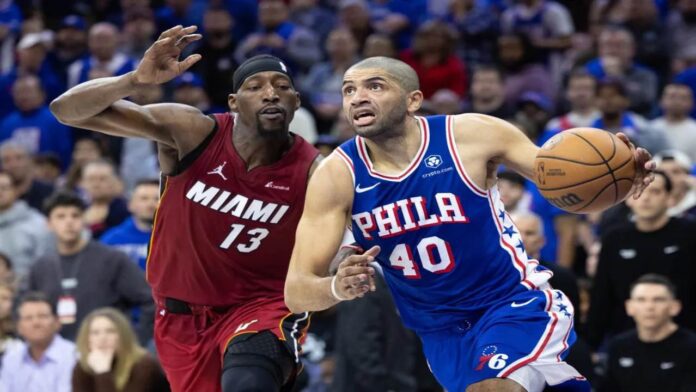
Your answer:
[355,117,429,181]
[145,176,170,282]
[501,313,559,378]
[445,115,488,197]
[334,148,354,172]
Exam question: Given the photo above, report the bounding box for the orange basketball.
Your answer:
[534,128,636,213]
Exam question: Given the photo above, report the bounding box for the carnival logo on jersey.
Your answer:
[424,154,443,169]
[207,162,228,180]
[186,181,290,224]
[265,181,290,191]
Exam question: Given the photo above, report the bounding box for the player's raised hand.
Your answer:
[332,246,380,300]
[133,25,202,85]
[616,132,656,199]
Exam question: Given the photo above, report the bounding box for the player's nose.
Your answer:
[350,87,370,106]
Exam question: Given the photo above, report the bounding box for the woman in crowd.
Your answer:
[72,307,168,392]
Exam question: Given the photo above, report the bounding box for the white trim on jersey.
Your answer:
[290,312,310,363]
[355,116,430,182]
[445,115,488,198]
[333,148,356,186]
[486,188,529,286]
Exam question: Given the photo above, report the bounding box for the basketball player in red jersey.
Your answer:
[51,25,325,392]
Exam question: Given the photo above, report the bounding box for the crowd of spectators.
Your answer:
[0,0,696,391]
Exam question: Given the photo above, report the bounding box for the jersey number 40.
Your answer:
[389,236,455,279]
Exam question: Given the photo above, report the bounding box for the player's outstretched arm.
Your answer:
[50,25,212,152]
[285,154,378,313]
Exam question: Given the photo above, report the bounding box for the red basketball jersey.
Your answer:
[147,113,319,306]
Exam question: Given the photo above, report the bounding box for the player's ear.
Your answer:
[669,299,682,317]
[406,90,424,114]
[228,93,238,113]
[625,298,634,317]
[294,91,301,110]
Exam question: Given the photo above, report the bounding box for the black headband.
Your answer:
[232,55,294,93]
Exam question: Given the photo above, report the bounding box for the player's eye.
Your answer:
[343,86,355,96]
[369,83,382,91]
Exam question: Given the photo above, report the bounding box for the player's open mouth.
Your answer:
[353,109,376,126]
[259,106,285,120]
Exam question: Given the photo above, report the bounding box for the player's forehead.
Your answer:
[240,71,292,87]
[343,67,398,86]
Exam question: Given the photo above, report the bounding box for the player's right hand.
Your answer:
[133,25,202,85]
[333,245,380,300]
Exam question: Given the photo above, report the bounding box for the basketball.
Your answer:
[534,128,636,214]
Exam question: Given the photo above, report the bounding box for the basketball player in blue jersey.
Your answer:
[285,57,654,392]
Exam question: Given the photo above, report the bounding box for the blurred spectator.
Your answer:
[314,134,340,157]
[332,271,434,392]
[45,15,87,92]
[0,75,73,167]
[651,84,696,162]
[67,23,136,88]
[585,26,658,116]
[27,192,155,343]
[0,171,52,281]
[587,171,696,349]
[654,150,696,219]
[443,0,499,67]
[33,153,62,185]
[514,91,553,140]
[591,78,669,154]
[121,7,156,59]
[235,0,321,73]
[290,106,319,144]
[0,30,62,118]
[64,137,107,193]
[462,66,514,119]
[501,0,574,54]
[72,308,168,392]
[172,72,219,114]
[80,160,130,239]
[528,182,579,268]
[400,21,467,99]
[368,0,426,50]
[667,0,696,66]
[498,33,555,109]
[427,89,463,115]
[542,71,599,142]
[301,28,360,131]
[601,274,696,392]
[0,252,14,284]
[191,6,238,109]
[0,141,55,212]
[0,0,22,74]
[362,33,397,58]
[0,291,77,392]
[621,0,671,79]
[289,0,336,48]
[497,170,531,214]
[101,179,159,271]
[0,280,19,363]
[154,0,205,35]
[338,0,375,52]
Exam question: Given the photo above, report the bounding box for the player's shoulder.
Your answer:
[608,329,639,350]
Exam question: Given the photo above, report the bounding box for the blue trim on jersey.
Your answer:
[338,115,550,333]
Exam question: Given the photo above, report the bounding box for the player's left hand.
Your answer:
[333,246,380,300]
[616,132,655,200]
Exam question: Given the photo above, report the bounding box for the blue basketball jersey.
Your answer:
[336,115,553,333]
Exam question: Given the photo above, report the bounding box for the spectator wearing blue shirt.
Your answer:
[45,15,87,91]
[171,72,225,115]
[101,179,160,271]
[0,31,63,119]
[154,0,206,36]
[0,75,72,168]
[67,23,136,88]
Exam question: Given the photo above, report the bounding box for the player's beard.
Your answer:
[255,112,291,139]
[353,98,408,139]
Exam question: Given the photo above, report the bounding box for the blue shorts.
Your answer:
[419,288,585,392]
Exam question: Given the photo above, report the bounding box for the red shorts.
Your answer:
[153,295,310,392]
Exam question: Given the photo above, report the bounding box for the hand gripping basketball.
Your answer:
[332,246,380,301]
[133,25,202,85]
[615,132,656,200]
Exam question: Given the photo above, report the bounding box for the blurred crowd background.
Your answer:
[0,0,695,391]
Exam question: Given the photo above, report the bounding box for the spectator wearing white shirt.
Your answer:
[651,84,696,162]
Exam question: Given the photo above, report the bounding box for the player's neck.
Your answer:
[664,112,687,123]
[232,124,293,171]
[363,117,422,171]
[637,321,677,343]
[473,95,504,113]
[634,214,670,232]
[57,236,88,256]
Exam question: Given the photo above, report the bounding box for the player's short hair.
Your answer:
[0,140,31,156]
[347,56,420,93]
[16,291,57,317]
[34,153,62,171]
[630,273,678,299]
[472,65,504,81]
[497,170,525,187]
[652,169,673,193]
[134,178,160,189]
[43,191,86,216]
[597,78,627,97]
